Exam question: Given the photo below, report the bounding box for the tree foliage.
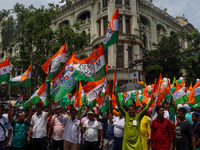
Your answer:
[0,3,89,91]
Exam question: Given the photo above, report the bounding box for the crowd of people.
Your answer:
[0,91,200,150]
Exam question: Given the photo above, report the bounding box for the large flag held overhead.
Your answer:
[189,81,200,107]
[172,86,188,105]
[72,45,106,81]
[24,82,49,108]
[8,65,32,87]
[42,43,66,82]
[51,53,76,102]
[0,58,10,83]
[14,95,23,106]
[103,9,119,50]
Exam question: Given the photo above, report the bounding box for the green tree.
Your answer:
[144,34,182,83]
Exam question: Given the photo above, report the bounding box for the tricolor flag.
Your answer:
[72,45,106,81]
[14,95,23,106]
[189,81,200,107]
[0,58,10,83]
[8,65,32,87]
[24,82,48,108]
[98,88,109,114]
[103,9,119,50]
[172,86,188,105]
[124,91,133,106]
[83,76,106,110]
[42,43,66,82]
[51,53,76,102]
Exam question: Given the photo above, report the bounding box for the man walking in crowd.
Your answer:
[150,105,173,150]
[51,105,66,150]
[192,112,200,150]
[0,104,12,150]
[109,110,124,150]
[82,110,103,150]
[58,108,81,150]
[27,101,52,150]
[8,101,32,150]
[115,90,158,149]
[176,107,196,150]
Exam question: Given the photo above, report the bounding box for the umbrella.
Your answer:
[117,82,145,93]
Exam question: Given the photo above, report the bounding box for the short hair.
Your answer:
[0,105,5,110]
[155,105,164,112]
[162,101,169,107]
[70,108,77,113]
[178,108,187,114]
[128,104,136,110]
[35,102,43,107]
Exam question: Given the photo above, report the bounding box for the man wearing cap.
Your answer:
[82,110,103,150]
[58,108,81,150]
[51,105,67,150]
[192,112,200,150]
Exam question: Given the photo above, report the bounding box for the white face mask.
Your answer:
[164,110,169,119]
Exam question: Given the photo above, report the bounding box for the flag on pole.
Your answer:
[8,65,32,87]
[51,53,76,102]
[172,86,188,105]
[13,95,23,106]
[124,91,133,106]
[189,81,200,107]
[72,45,106,81]
[42,43,66,82]
[103,9,119,50]
[23,82,49,108]
[0,58,10,83]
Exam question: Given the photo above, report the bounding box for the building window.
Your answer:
[103,0,108,7]
[125,0,129,5]
[116,0,122,4]
[128,46,132,68]
[125,16,131,34]
[98,19,101,36]
[117,46,124,68]
[103,17,108,35]
[104,49,108,64]
[119,15,123,33]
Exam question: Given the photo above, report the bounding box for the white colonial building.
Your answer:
[50,0,194,84]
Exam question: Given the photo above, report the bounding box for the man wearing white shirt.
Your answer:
[109,110,124,150]
[58,108,81,150]
[27,101,52,150]
[83,110,103,150]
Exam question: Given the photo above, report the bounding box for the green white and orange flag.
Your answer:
[72,45,106,81]
[103,9,119,50]
[0,58,10,83]
[23,82,49,108]
[51,53,76,102]
[83,76,107,110]
[42,43,66,82]
[172,86,188,105]
[189,81,200,107]
[97,87,109,114]
[14,95,23,106]
[124,91,133,106]
[8,65,32,87]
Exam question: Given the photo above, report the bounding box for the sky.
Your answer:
[0,0,199,30]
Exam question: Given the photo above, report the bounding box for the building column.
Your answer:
[124,43,128,68]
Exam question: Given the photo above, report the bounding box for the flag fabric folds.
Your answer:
[72,45,106,81]
[0,58,10,83]
[189,81,200,107]
[8,65,32,87]
[51,53,76,102]
[103,9,119,50]
[42,43,66,82]
[14,95,23,106]
[172,87,188,105]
